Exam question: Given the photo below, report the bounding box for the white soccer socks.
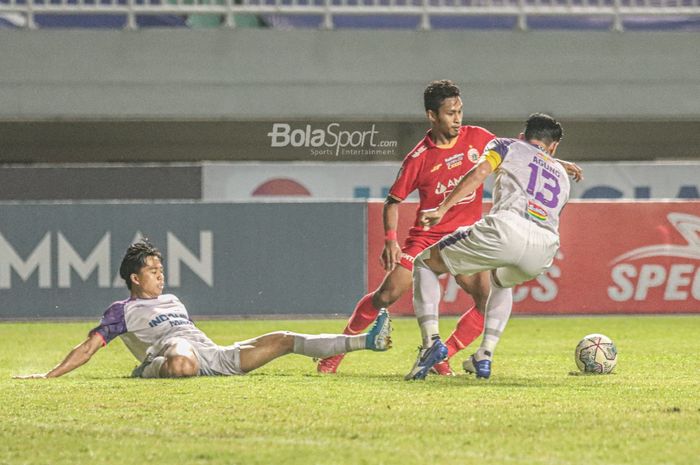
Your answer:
[292,333,366,359]
[413,253,442,347]
[478,274,514,358]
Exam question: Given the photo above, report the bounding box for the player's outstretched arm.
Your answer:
[555,158,584,182]
[13,332,104,379]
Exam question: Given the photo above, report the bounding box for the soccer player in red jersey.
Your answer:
[317,80,582,375]
[317,80,493,375]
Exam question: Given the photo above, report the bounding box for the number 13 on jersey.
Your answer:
[526,160,563,209]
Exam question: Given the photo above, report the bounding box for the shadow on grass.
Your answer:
[242,371,564,389]
[68,372,572,391]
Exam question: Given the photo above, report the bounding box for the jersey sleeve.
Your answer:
[88,301,127,346]
[389,153,423,201]
[482,138,514,171]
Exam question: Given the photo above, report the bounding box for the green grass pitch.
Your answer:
[1,315,699,465]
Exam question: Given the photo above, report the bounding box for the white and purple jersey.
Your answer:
[90,293,217,363]
[483,138,570,236]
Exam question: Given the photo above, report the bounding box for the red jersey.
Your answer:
[389,125,495,237]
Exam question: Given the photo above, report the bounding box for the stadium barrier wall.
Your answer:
[1,30,698,121]
[201,161,700,202]
[2,161,698,201]
[367,201,700,315]
[3,121,700,164]
[2,200,698,319]
[0,202,366,319]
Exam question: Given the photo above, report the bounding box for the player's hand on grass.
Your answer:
[419,208,444,230]
[380,241,401,271]
[558,160,584,182]
[12,373,48,379]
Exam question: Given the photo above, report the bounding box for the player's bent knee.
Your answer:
[455,273,490,312]
[470,287,489,312]
[374,279,410,306]
[265,331,296,352]
[373,288,401,307]
[164,355,199,377]
[372,266,412,307]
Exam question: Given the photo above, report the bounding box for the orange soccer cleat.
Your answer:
[317,354,346,374]
[431,360,455,376]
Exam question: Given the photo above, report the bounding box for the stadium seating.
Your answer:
[1,0,699,30]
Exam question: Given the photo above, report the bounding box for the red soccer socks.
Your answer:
[444,307,484,359]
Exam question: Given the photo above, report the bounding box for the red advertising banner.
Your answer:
[367,201,700,315]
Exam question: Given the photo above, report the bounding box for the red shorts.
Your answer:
[399,231,450,271]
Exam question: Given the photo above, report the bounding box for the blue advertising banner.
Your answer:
[0,202,366,319]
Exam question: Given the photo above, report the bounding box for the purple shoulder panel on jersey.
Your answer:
[486,138,517,161]
[88,299,129,345]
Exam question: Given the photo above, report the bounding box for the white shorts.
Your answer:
[195,343,244,376]
[159,337,244,376]
[436,210,560,288]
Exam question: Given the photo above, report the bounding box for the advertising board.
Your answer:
[366,201,700,314]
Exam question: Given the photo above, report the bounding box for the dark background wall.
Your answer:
[0,164,202,199]
[1,120,699,163]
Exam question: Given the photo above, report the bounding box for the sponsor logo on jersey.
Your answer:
[608,213,700,303]
[430,163,442,173]
[411,144,428,158]
[467,147,480,163]
[527,201,548,221]
[435,177,477,204]
[435,176,466,195]
[445,153,464,170]
[148,312,192,328]
[400,253,416,264]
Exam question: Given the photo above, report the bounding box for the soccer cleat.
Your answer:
[462,351,492,379]
[404,336,448,380]
[365,308,392,351]
[430,360,455,376]
[317,354,346,374]
[131,353,155,378]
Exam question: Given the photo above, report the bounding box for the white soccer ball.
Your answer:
[574,333,618,374]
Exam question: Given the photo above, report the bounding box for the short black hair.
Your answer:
[424,80,461,114]
[119,240,162,290]
[524,113,564,145]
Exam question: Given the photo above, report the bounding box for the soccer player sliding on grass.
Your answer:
[13,241,392,379]
[406,114,572,380]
